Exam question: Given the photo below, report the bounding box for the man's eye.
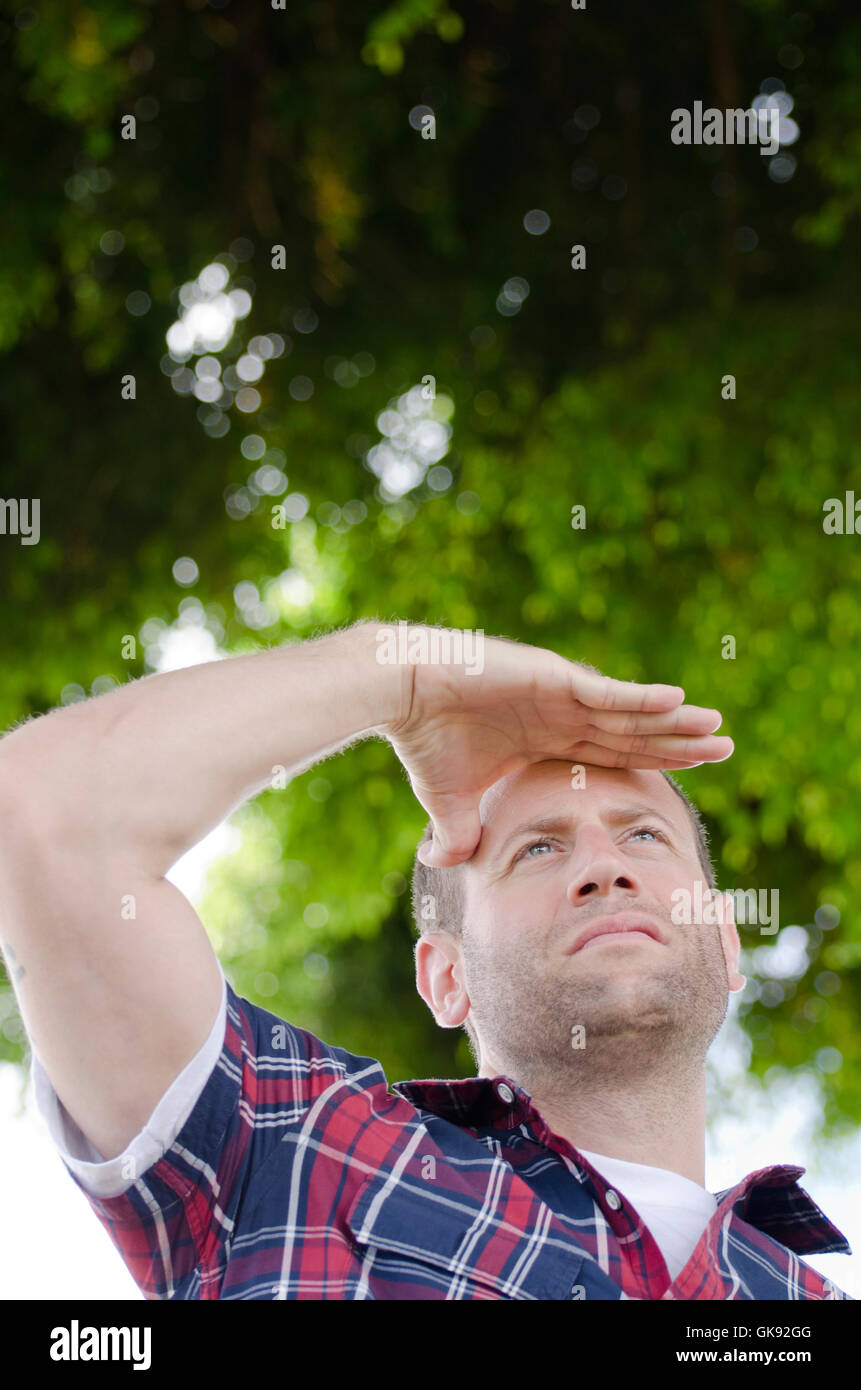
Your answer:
[627,826,667,843]
[515,838,556,862]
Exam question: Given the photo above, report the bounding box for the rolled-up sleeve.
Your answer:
[28,970,340,1299]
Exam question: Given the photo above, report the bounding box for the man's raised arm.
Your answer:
[0,621,403,1160]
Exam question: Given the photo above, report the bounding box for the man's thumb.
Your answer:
[419,808,482,868]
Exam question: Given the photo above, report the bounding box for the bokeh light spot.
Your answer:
[523,209,551,234]
[126,291,151,316]
[172,556,199,587]
[99,230,125,255]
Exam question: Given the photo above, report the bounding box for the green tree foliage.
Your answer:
[1,0,859,1136]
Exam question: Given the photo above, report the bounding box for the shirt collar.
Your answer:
[391,1074,852,1257]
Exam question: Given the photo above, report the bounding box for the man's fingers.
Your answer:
[568,736,733,768]
[571,665,686,713]
[565,741,709,771]
[587,704,724,737]
[575,726,734,762]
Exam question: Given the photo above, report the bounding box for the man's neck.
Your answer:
[482,1062,708,1186]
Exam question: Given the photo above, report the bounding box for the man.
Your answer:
[0,621,850,1299]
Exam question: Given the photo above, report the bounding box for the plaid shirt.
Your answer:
[55,977,852,1300]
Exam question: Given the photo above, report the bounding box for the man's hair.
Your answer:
[410,770,716,1061]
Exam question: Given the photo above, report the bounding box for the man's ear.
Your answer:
[415,933,471,1027]
[715,892,746,993]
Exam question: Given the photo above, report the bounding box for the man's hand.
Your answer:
[381,625,733,867]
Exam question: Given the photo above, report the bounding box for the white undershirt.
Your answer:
[580,1148,717,1281]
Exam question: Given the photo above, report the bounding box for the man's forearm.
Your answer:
[0,620,404,874]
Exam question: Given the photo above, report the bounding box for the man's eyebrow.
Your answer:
[484,805,680,866]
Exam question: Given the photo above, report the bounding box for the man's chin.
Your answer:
[560,973,688,1035]
[562,960,678,1001]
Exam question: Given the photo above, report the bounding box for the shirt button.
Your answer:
[605,1189,622,1211]
[496,1082,515,1104]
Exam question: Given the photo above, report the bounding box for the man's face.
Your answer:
[416,760,744,1089]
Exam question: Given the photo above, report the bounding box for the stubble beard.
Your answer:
[461,910,730,1099]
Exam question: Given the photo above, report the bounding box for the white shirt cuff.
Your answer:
[29,970,227,1200]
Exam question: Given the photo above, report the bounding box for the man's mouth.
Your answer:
[566,913,666,955]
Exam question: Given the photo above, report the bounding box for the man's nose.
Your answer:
[565,831,641,904]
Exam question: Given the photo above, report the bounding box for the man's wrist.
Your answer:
[341,620,413,737]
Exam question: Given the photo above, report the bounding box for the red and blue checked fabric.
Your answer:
[65,980,852,1300]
